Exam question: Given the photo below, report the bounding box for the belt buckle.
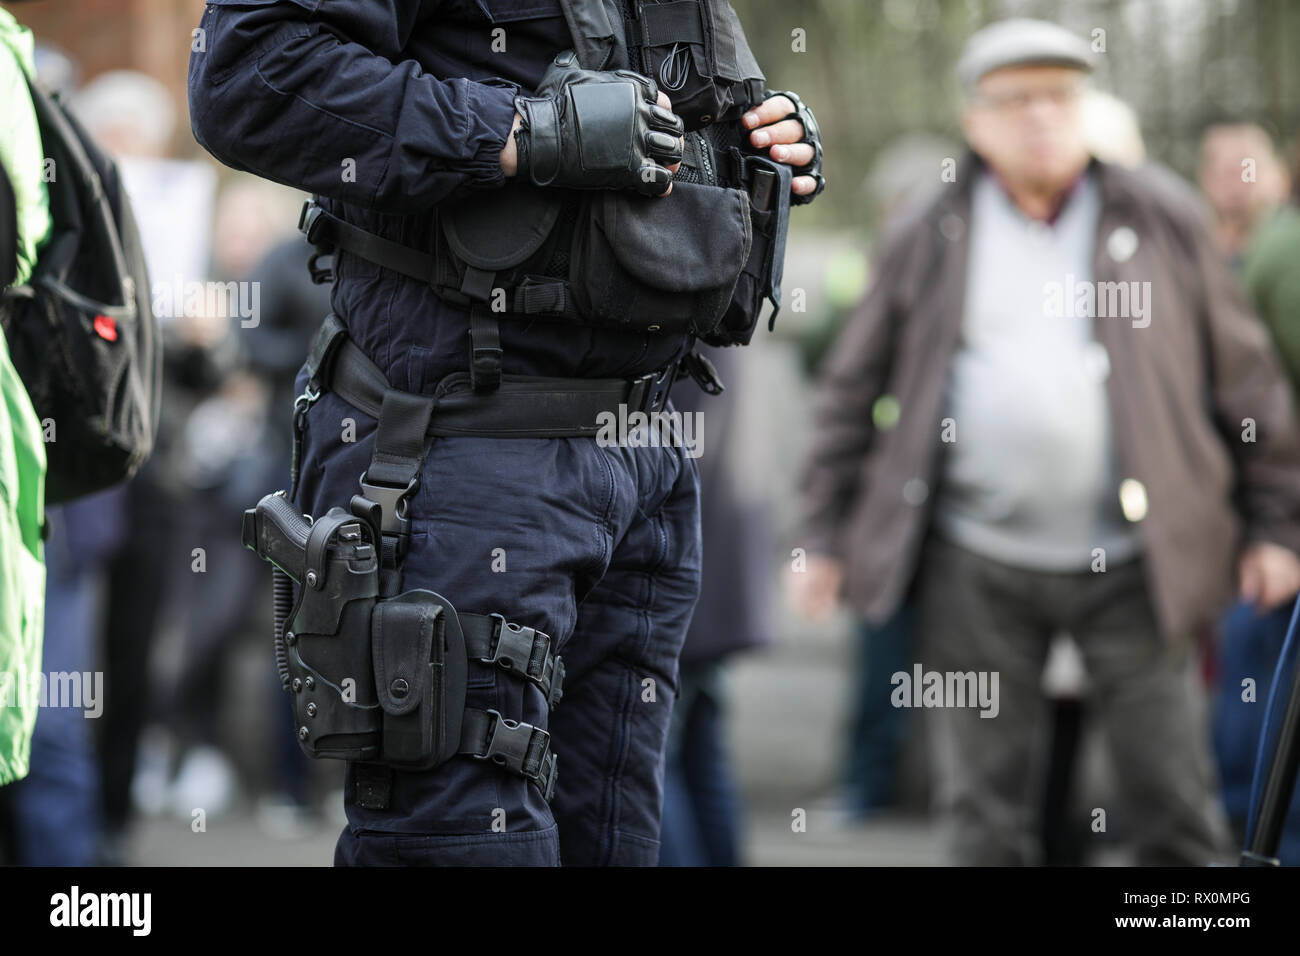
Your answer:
[627,363,677,415]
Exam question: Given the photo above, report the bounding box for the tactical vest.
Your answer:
[301,0,789,389]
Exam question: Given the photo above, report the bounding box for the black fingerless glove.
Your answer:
[513,50,686,197]
[764,88,825,206]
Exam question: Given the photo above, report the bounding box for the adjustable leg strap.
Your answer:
[459,708,559,802]
[357,388,435,594]
[461,613,565,710]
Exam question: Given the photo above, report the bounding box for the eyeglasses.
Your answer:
[972,83,1084,113]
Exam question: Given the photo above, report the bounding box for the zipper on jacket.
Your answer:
[698,131,715,185]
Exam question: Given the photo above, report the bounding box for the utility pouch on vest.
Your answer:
[567,180,750,336]
[432,180,567,311]
[430,175,751,339]
[706,151,790,346]
[671,122,790,346]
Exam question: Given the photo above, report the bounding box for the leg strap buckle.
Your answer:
[482,613,566,709]
[472,709,558,801]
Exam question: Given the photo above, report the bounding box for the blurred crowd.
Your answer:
[1,9,1299,868]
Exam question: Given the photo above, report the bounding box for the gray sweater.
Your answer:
[931,170,1140,571]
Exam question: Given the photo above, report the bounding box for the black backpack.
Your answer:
[0,73,161,504]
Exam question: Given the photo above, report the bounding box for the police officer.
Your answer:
[188,0,823,866]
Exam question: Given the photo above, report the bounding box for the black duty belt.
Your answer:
[302,312,722,440]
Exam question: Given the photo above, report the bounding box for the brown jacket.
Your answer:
[799,152,1300,641]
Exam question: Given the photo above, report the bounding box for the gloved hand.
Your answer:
[513,50,685,197]
[742,89,826,205]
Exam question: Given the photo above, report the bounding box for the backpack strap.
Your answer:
[0,160,16,290]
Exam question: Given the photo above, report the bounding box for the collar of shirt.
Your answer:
[985,164,1092,227]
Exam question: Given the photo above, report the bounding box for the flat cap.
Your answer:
[956,18,1095,90]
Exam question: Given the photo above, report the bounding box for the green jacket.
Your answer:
[1243,203,1300,402]
[0,8,49,787]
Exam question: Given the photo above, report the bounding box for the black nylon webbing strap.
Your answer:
[469,305,502,393]
[304,312,348,391]
[637,1,705,47]
[367,389,436,490]
[360,388,435,591]
[515,278,570,316]
[459,707,558,802]
[301,200,434,286]
[325,334,680,438]
[461,613,565,709]
[302,202,577,320]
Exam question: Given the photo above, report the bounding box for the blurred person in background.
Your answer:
[818,101,1147,835]
[1198,123,1291,266]
[1035,87,1147,867]
[792,18,1300,865]
[657,346,772,866]
[1200,125,1300,864]
[66,67,225,862]
[132,177,294,823]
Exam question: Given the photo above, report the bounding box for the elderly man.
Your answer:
[793,18,1300,865]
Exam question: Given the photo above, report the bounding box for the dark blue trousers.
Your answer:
[294,369,702,865]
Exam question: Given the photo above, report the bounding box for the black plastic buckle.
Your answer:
[484,613,537,671]
[298,200,324,241]
[358,473,417,538]
[477,709,550,775]
[483,613,565,709]
[299,202,336,284]
[679,348,725,396]
[307,251,335,285]
[626,362,678,415]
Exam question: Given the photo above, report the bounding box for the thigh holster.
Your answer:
[244,479,563,802]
